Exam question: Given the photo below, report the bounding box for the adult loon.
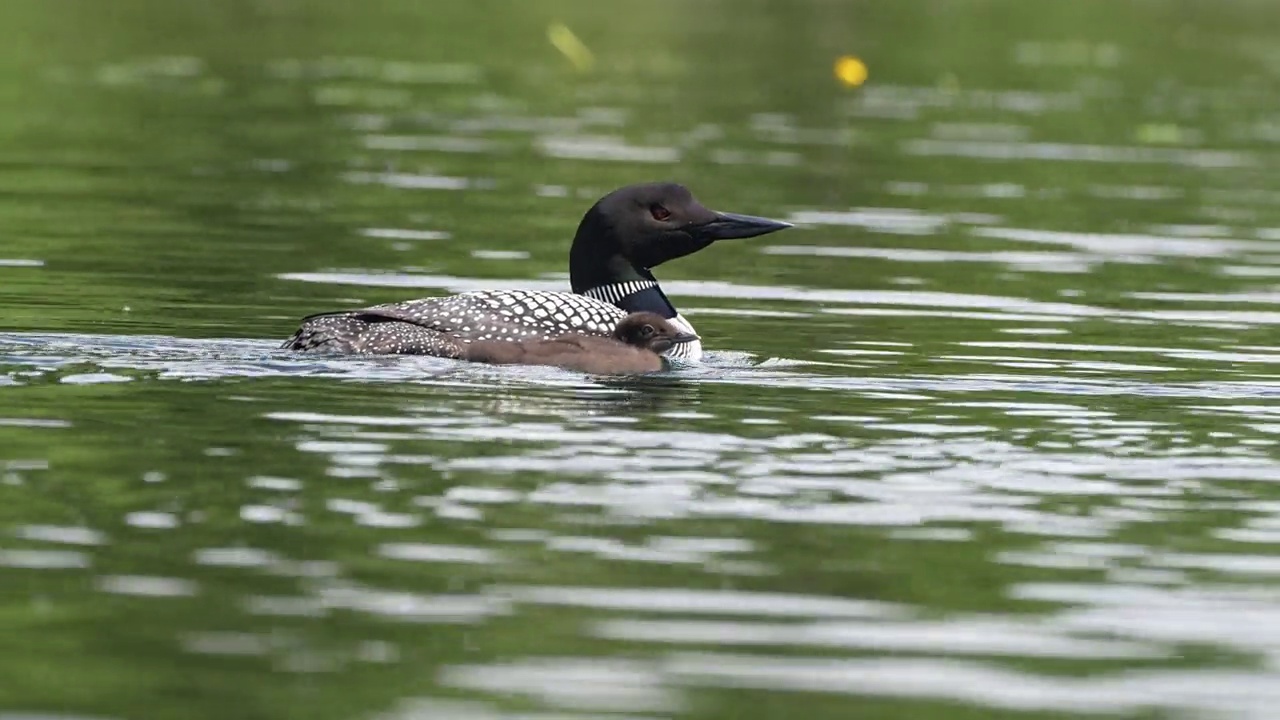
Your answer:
[280,182,791,360]
[464,311,696,374]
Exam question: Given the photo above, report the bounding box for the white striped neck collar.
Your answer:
[581,280,660,305]
[582,280,681,321]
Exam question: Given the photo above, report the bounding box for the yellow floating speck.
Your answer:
[548,23,594,72]
[834,55,868,88]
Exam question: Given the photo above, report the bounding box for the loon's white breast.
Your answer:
[663,314,702,360]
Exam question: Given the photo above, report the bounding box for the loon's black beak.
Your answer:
[697,211,793,241]
[671,331,700,345]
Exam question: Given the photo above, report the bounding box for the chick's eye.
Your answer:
[650,204,671,221]
[640,325,656,337]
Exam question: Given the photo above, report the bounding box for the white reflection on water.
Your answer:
[378,543,497,564]
[342,171,474,191]
[536,135,680,163]
[0,550,90,569]
[440,658,680,713]
[590,617,1163,658]
[972,226,1273,258]
[487,585,901,618]
[663,653,1280,717]
[16,525,106,546]
[902,138,1254,168]
[97,575,198,597]
[765,245,1098,273]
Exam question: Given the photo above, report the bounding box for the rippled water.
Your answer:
[4,1,1280,718]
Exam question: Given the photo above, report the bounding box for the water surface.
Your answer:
[3,2,1280,719]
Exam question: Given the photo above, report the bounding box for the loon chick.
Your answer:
[464,312,697,375]
[280,182,790,361]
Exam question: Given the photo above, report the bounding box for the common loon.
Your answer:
[464,311,696,374]
[280,182,791,361]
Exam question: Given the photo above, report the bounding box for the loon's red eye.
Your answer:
[650,204,671,221]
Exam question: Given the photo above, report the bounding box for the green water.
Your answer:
[4,1,1280,718]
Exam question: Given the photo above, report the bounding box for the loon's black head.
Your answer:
[570,183,792,292]
[613,311,700,354]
